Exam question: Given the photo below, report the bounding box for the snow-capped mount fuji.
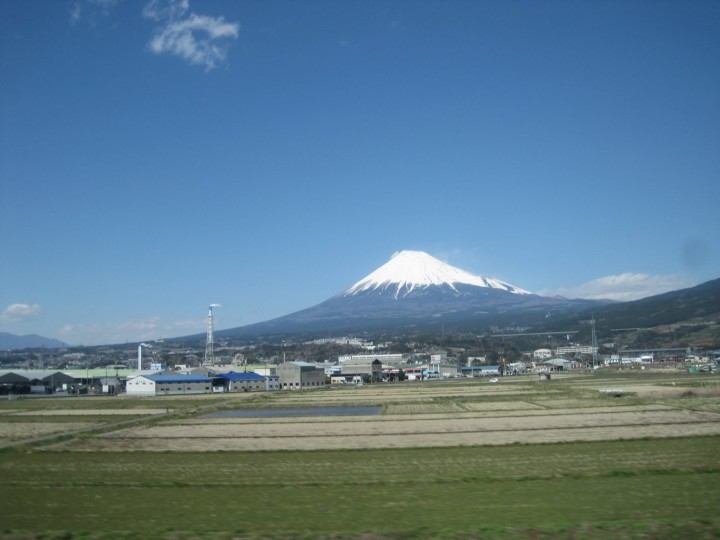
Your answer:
[345,250,530,298]
[216,250,605,340]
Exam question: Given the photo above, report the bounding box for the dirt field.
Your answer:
[46,402,720,452]
[101,408,718,438]
[51,421,720,451]
[462,400,544,411]
[385,401,469,413]
[0,421,94,444]
[165,404,674,424]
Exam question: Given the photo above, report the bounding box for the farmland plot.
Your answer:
[4,371,720,538]
[167,404,675,425]
[104,409,720,438]
[384,401,468,414]
[54,407,720,452]
[0,421,94,446]
[52,422,720,452]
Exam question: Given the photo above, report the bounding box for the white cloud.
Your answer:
[539,273,693,302]
[1,303,42,322]
[57,316,204,345]
[143,0,239,70]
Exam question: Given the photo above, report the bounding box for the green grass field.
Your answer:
[1,370,719,539]
[1,438,719,539]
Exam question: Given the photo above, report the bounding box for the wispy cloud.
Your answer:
[1,303,42,322]
[142,0,239,70]
[57,316,204,345]
[70,1,82,24]
[539,273,693,302]
[69,0,121,25]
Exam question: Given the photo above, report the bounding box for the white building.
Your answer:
[126,374,213,396]
[540,358,577,371]
[438,365,459,378]
[430,352,447,363]
[338,353,405,366]
[330,374,363,385]
[555,345,598,355]
[533,349,553,360]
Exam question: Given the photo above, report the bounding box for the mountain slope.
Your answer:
[0,332,68,350]
[217,251,602,339]
[542,277,720,333]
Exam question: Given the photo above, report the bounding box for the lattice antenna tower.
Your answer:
[204,304,221,365]
[591,316,599,368]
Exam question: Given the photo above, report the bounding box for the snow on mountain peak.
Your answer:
[345,250,531,298]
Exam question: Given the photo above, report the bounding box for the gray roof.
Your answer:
[343,359,382,367]
[145,374,212,383]
[542,358,574,366]
[0,370,77,383]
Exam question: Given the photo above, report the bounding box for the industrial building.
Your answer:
[461,365,502,377]
[331,374,364,385]
[0,370,77,395]
[277,362,327,390]
[506,361,529,375]
[91,376,122,395]
[338,353,406,367]
[555,345,598,355]
[265,374,280,390]
[436,365,459,377]
[532,348,553,360]
[126,374,214,396]
[341,358,382,383]
[216,371,267,392]
[539,358,577,371]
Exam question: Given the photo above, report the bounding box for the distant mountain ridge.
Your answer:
[543,277,720,332]
[0,332,68,350]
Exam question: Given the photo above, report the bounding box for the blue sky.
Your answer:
[1,0,719,345]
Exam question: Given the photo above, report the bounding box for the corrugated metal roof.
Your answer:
[217,371,266,381]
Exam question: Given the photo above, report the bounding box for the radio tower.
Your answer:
[591,316,599,368]
[204,304,221,365]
